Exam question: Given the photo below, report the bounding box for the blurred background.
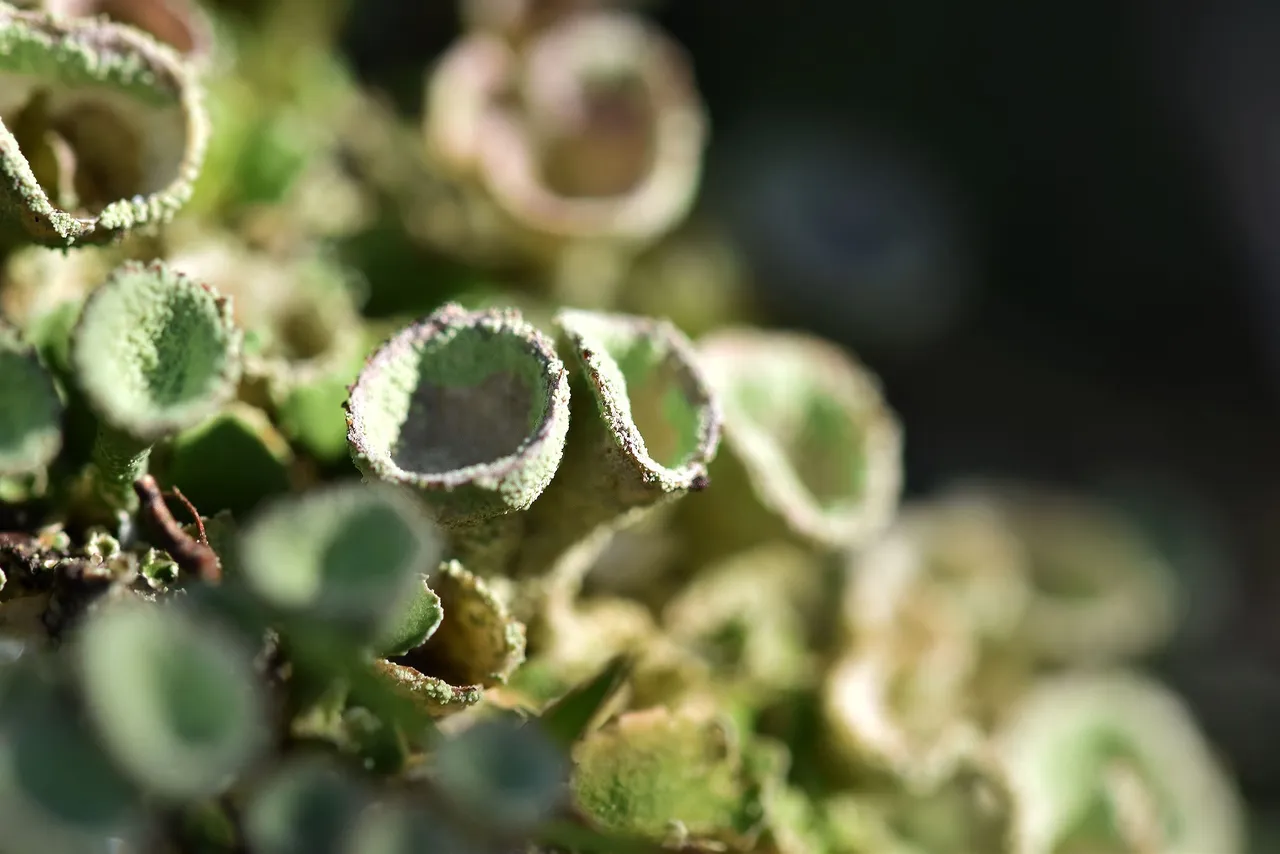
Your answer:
[337,0,1280,816]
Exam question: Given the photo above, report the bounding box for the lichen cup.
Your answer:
[682,328,903,559]
[0,3,209,246]
[424,10,706,271]
[512,308,720,594]
[995,671,1245,854]
[345,302,571,575]
[71,260,241,513]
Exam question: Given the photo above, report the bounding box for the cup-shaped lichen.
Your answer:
[689,328,903,553]
[236,482,443,649]
[0,2,209,246]
[345,303,570,570]
[74,599,268,800]
[243,755,372,854]
[968,482,1178,665]
[0,321,62,478]
[513,308,719,585]
[432,717,568,834]
[42,0,215,66]
[425,10,705,257]
[71,260,240,510]
[996,672,1245,854]
[0,660,142,852]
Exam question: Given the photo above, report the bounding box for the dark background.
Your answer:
[339,0,1280,810]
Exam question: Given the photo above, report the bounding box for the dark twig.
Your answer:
[169,485,208,546]
[133,475,221,583]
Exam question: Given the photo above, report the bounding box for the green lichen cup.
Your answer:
[0,321,62,478]
[71,260,241,511]
[0,3,209,246]
[513,308,720,588]
[688,328,903,554]
[75,599,268,800]
[236,481,443,650]
[346,302,570,573]
[243,755,372,854]
[0,659,142,852]
[995,671,1245,854]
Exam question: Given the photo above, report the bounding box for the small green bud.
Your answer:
[75,599,269,800]
[996,672,1245,854]
[71,260,241,510]
[0,3,209,246]
[371,659,484,719]
[244,755,372,854]
[0,321,62,477]
[236,482,443,649]
[688,328,903,553]
[514,308,719,586]
[432,717,569,834]
[346,302,570,573]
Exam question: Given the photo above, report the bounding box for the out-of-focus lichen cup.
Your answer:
[683,328,903,560]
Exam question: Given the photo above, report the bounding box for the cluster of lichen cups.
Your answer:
[0,0,1256,852]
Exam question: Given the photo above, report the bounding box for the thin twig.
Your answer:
[168,485,208,546]
[133,475,221,583]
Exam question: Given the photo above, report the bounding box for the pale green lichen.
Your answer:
[965,482,1178,665]
[345,303,571,572]
[512,308,719,585]
[996,672,1245,854]
[0,2,209,246]
[375,578,443,659]
[0,661,143,851]
[242,756,371,854]
[0,321,62,476]
[691,328,903,552]
[571,707,767,847]
[75,599,269,800]
[71,260,240,510]
[372,659,484,719]
[236,482,442,648]
[395,559,526,688]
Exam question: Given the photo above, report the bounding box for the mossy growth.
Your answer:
[571,707,768,846]
[71,260,241,510]
[0,2,209,246]
[346,302,570,527]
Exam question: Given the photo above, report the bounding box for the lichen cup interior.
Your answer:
[346,302,570,526]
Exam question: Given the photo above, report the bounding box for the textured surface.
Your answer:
[0,2,208,245]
